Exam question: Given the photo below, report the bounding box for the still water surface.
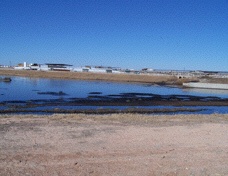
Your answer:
[1,76,228,101]
[0,77,228,114]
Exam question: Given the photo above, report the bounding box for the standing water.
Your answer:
[0,77,228,114]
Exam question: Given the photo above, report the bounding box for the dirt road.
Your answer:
[0,114,228,175]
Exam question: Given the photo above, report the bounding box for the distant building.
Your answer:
[106,69,112,73]
[39,64,49,71]
[73,66,122,74]
[14,62,30,70]
[30,63,40,70]
[142,68,154,72]
[82,68,89,72]
[44,63,73,71]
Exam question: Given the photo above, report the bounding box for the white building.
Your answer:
[14,62,30,70]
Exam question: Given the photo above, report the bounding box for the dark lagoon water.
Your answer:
[0,76,228,114]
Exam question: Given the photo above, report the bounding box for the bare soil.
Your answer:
[0,114,228,176]
[200,77,228,84]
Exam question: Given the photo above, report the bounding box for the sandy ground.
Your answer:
[0,114,228,176]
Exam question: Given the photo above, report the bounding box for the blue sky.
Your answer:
[0,0,227,71]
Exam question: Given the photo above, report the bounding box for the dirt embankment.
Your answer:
[0,114,228,176]
[200,77,228,84]
[0,68,197,85]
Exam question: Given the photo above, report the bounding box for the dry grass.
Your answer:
[0,68,181,84]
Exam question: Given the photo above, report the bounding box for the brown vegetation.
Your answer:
[0,68,197,85]
[201,77,228,84]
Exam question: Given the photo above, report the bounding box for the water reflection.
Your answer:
[0,76,227,114]
[1,76,228,102]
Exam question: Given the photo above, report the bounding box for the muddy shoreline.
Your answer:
[1,92,227,114]
[0,107,204,114]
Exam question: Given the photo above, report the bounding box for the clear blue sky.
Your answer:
[0,0,227,71]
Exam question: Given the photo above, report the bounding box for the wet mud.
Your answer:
[37,91,68,96]
[0,107,204,114]
[0,92,227,114]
